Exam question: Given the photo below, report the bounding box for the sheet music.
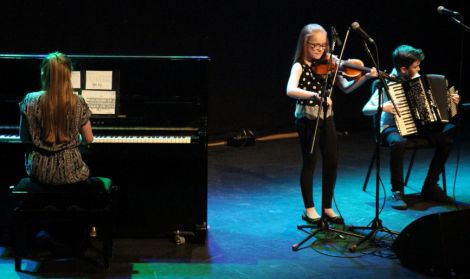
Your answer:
[85,71,113,90]
[81,90,116,114]
[71,71,81,89]
[448,86,458,118]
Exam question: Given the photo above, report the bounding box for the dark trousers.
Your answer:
[382,127,453,193]
[296,117,338,209]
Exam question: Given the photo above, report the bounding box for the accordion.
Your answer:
[387,74,458,136]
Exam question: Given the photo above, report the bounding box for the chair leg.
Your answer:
[102,214,113,270]
[13,213,26,272]
[363,149,377,191]
[404,149,417,187]
[15,257,22,272]
[103,236,112,270]
[442,167,447,195]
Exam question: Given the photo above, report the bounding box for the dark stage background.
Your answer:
[1,0,467,139]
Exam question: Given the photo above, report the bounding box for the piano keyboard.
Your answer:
[388,82,418,136]
[0,134,21,143]
[0,134,192,144]
[93,135,192,144]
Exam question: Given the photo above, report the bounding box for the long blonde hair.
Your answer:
[39,52,77,144]
[292,23,329,64]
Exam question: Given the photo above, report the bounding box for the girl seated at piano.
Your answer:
[362,44,460,210]
[286,23,378,225]
[19,51,96,186]
[17,52,112,251]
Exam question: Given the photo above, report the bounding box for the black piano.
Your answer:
[0,54,208,243]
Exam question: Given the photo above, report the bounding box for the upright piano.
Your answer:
[0,54,209,243]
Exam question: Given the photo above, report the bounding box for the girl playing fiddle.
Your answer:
[286,23,377,224]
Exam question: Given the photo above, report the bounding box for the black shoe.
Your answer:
[325,215,344,225]
[421,184,453,203]
[390,191,407,210]
[301,212,321,224]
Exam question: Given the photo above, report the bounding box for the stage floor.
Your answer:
[1,129,469,278]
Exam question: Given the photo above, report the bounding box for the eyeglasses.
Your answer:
[307,42,328,50]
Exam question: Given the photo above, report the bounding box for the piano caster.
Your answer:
[174,234,186,245]
[173,230,194,245]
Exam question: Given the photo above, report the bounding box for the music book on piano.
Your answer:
[75,69,121,118]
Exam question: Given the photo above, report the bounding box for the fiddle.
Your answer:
[311,56,395,81]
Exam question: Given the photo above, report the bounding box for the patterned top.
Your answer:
[19,91,92,184]
[294,62,333,120]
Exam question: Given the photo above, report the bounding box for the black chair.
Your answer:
[10,177,116,272]
[362,140,447,193]
[362,79,447,194]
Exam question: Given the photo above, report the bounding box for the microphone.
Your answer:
[437,6,460,16]
[351,22,374,44]
[331,26,342,47]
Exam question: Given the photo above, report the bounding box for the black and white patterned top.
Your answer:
[19,91,92,184]
[294,62,333,120]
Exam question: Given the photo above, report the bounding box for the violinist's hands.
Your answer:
[366,67,379,79]
[310,92,332,106]
[317,95,333,106]
[382,101,397,114]
[451,92,460,105]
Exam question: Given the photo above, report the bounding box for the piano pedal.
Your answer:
[90,226,97,238]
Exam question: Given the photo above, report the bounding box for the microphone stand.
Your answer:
[292,28,364,251]
[348,40,399,252]
[450,16,470,32]
[446,14,468,203]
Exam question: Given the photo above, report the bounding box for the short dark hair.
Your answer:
[392,45,425,70]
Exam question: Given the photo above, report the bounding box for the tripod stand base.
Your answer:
[292,219,364,251]
[348,218,399,252]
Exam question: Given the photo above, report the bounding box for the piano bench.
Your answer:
[9,177,116,272]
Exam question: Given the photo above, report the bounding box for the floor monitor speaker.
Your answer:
[392,208,470,277]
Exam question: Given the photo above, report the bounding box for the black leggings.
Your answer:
[296,117,338,209]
